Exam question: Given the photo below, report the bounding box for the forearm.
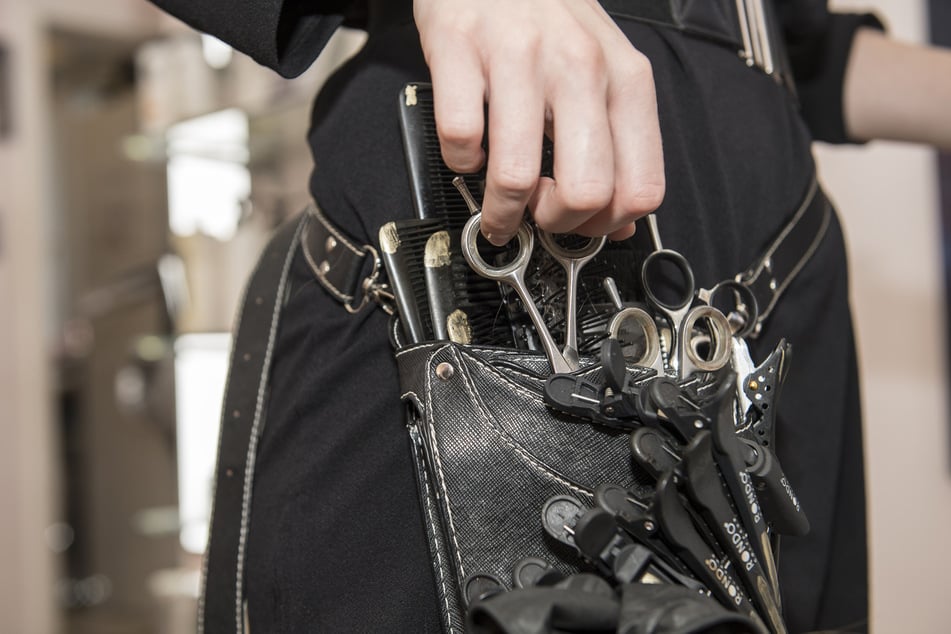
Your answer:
[146,0,356,77]
[844,26,951,150]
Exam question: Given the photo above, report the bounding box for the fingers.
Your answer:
[572,49,666,237]
[531,36,614,235]
[480,43,546,245]
[414,0,666,245]
[428,37,487,173]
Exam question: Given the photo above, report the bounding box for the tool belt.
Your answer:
[198,0,816,621]
[199,177,831,634]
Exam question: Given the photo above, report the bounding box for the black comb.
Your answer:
[398,82,517,347]
[379,218,445,344]
[398,83,485,231]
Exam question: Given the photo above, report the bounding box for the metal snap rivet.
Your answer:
[325,236,337,252]
[435,362,454,381]
[319,261,331,275]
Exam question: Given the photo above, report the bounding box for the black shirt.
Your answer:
[147,1,878,631]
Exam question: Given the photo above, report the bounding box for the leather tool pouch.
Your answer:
[395,342,654,632]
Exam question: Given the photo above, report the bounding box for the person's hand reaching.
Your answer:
[414,0,665,245]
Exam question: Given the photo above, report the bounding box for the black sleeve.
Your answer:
[147,0,367,78]
[778,0,886,144]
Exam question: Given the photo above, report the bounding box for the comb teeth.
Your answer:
[400,82,517,346]
[399,84,483,230]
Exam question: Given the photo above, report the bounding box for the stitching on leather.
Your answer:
[301,218,353,303]
[235,218,305,632]
[416,430,459,634]
[394,342,451,357]
[462,351,551,405]
[454,351,592,500]
[197,220,302,634]
[306,201,364,255]
[423,352,468,580]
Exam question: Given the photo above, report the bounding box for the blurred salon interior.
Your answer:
[0,0,949,632]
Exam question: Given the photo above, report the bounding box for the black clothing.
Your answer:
[147,1,879,631]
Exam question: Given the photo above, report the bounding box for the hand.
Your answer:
[414,0,665,245]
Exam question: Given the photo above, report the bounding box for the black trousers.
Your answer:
[242,16,868,634]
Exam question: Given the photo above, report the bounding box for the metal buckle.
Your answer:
[735,0,776,77]
[344,244,396,315]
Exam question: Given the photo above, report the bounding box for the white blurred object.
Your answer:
[200,34,233,70]
[174,333,231,555]
[166,108,250,241]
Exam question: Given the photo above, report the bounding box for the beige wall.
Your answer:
[0,2,162,633]
[817,1,951,632]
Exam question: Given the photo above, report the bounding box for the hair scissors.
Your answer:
[461,213,605,375]
[536,231,606,368]
[606,216,733,379]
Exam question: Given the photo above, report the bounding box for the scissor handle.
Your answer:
[461,214,534,281]
[680,305,733,373]
[536,231,606,262]
[461,213,574,374]
[641,249,696,313]
[607,307,662,369]
[698,280,759,338]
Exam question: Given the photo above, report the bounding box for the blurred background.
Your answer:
[0,0,947,632]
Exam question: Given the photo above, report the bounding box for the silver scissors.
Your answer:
[460,213,605,374]
[603,277,664,374]
[537,231,606,368]
[608,215,733,379]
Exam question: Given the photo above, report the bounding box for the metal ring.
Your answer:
[641,250,696,312]
[608,307,660,368]
[705,280,759,338]
[536,231,606,260]
[461,214,534,280]
[682,305,733,372]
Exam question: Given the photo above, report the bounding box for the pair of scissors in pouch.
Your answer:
[461,212,606,375]
[606,215,745,380]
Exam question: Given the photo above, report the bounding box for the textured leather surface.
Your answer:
[396,343,657,628]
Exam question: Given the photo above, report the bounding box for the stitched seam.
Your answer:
[234,219,304,633]
[416,430,459,634]
[306,201,364,255]
[301,219,354,302]
[759,201,831,322]
[462,351,551,406]
[196,216,305,634]
[394,342,451,358]
[743,177,818,282]
[455,351,592,499]
[424,353,468,580]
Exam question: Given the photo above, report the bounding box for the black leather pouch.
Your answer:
[395,342,654,633]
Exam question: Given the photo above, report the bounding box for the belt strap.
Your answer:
[301,203,394,314]
[302,180,831,337]
[198,215,306,634]
[740,178,831,335]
